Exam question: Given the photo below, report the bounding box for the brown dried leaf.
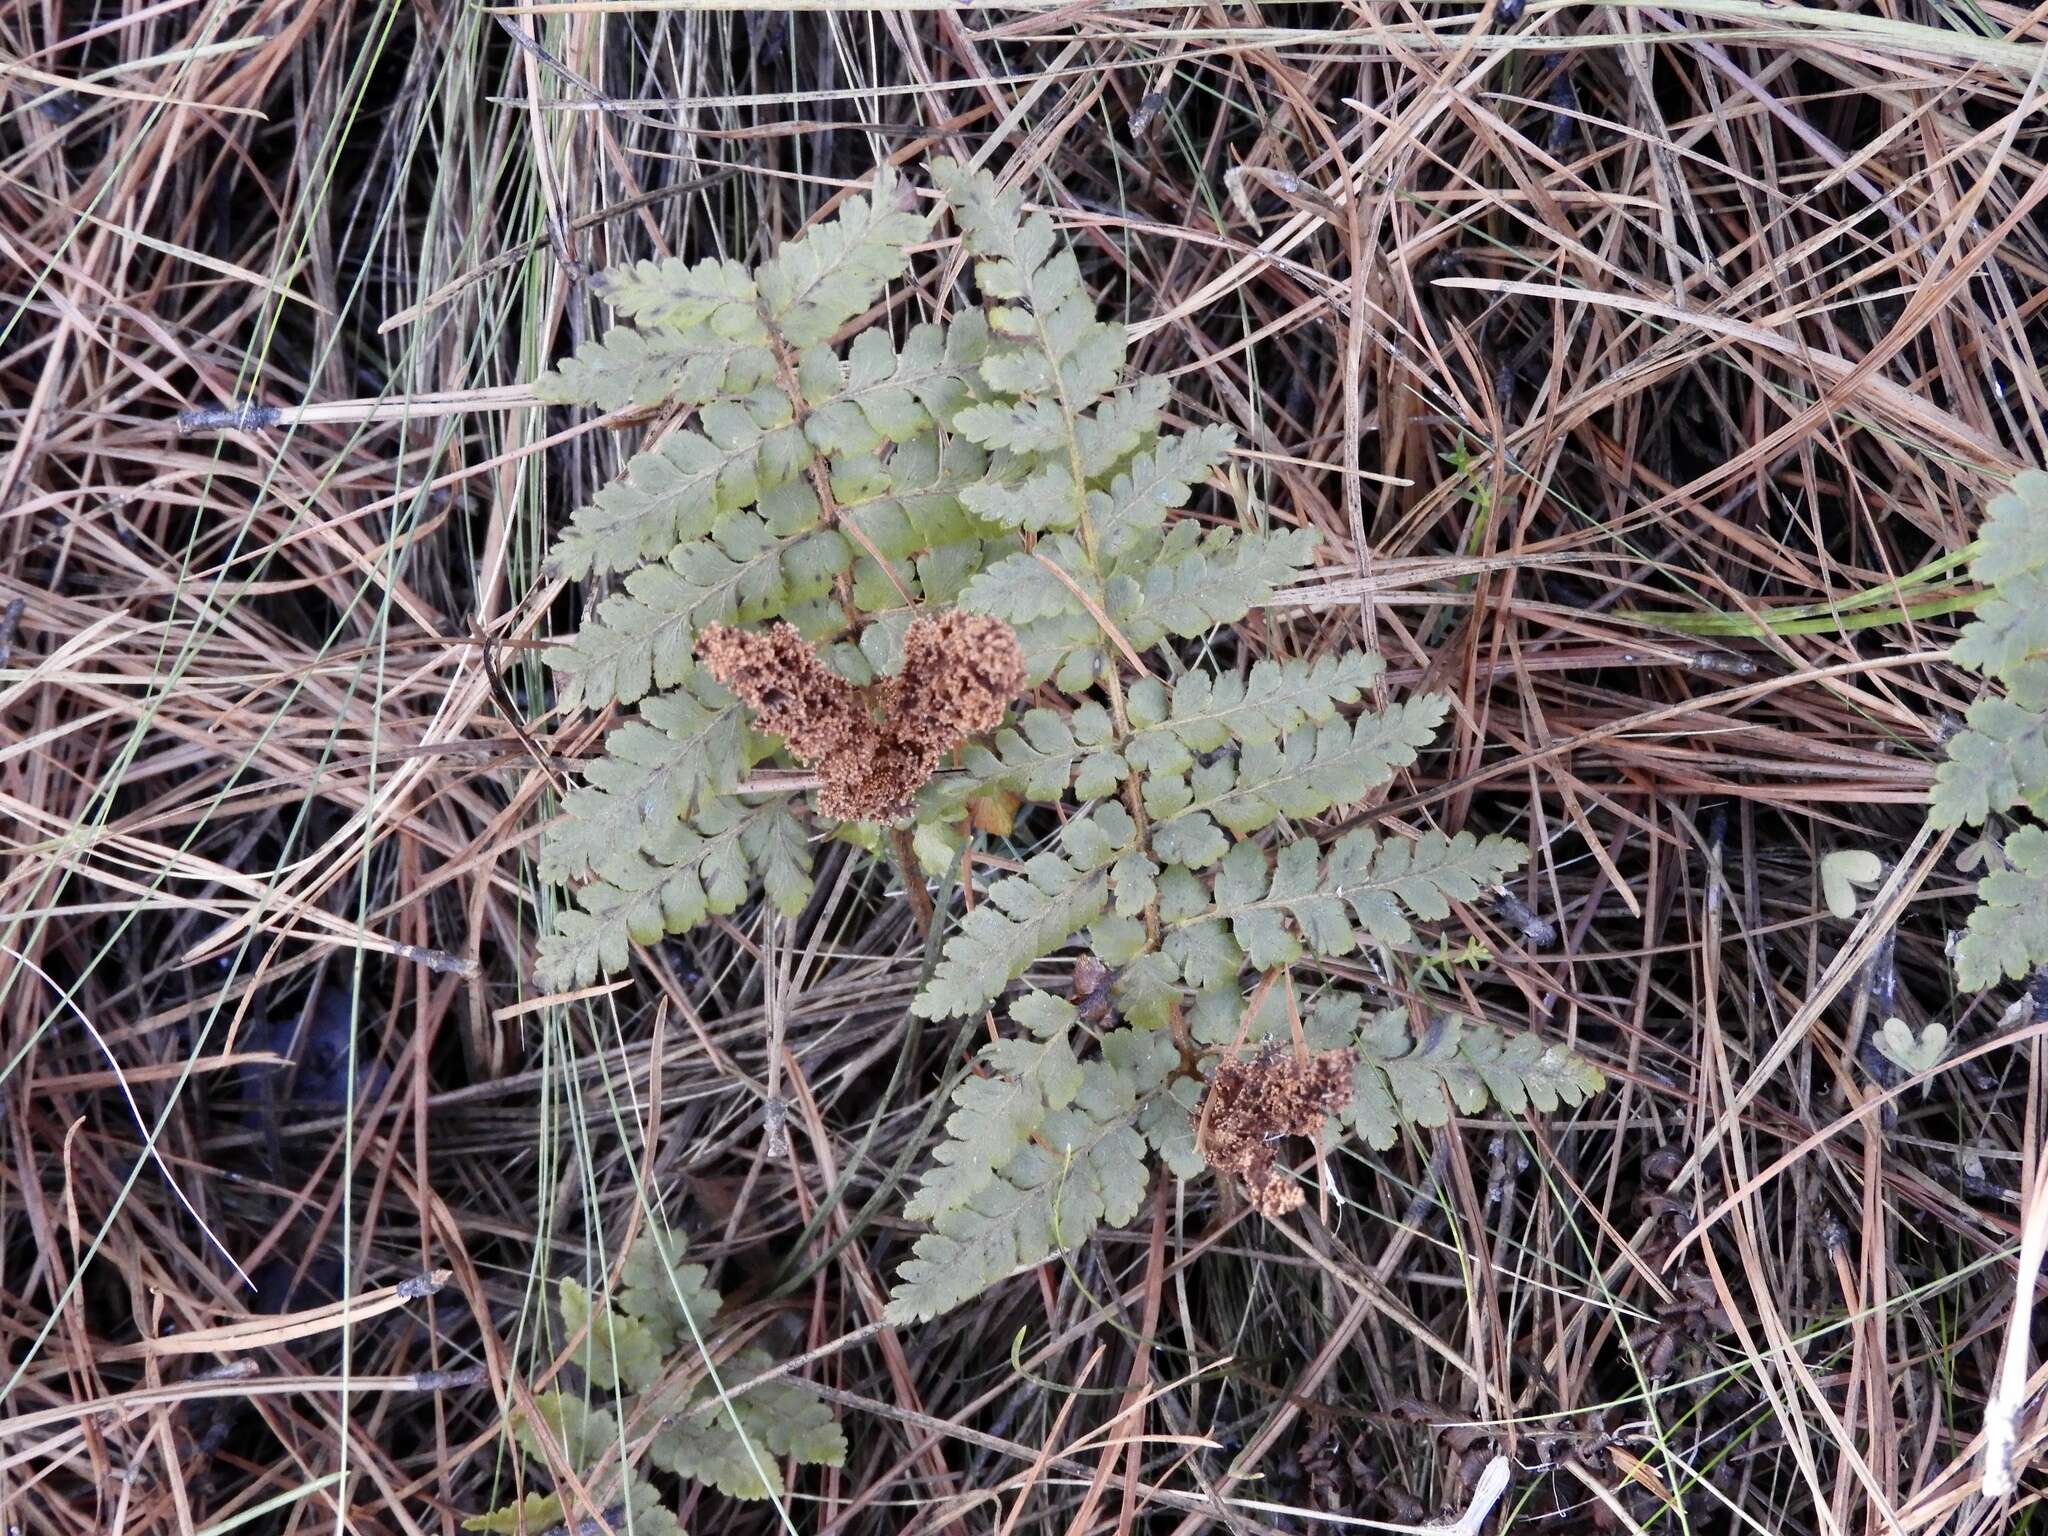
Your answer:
[701,613,1026,823]
[1198,1047,1355,1217]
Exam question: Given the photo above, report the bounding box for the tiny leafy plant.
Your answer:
[531,160,1603,1324]
[469,1233,845,1534]
[1931,470,2048,987]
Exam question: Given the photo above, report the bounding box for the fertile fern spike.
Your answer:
[529,157,1601,1324]
[468,1230,844,1534]
[1931,470,2048,987]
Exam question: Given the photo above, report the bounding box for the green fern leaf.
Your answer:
[1340,1006,1604,1148]
[912,808,1134,1019]
[535,800,803,990]
[539,322,775,414]
[620,1482,687,1536]
[1076,377,1170,476]
[649,1350,846,1500]
[886,1026,1158,1322]
[936,159,1125,409]
[749,1377,849,1466]
[1092,426,1234,559]
[1149,696,1448,848]
[1123,652,1383,774]
[592,254,760,333]
[756,167,926,349]
[464,1493,568,1534]
[545,412,808,581]
[1139,1075,1205,1178]
[1325,828,1527,944]
[560,1278,667,1394]
[904,990,1085,1221]
[1931,689,2048,828]
[1207,839,1348,968]
[1969,470,2048,592]
[650,1407,782,1501]
[616,1228,722,1343]
[516,1392,621,1470]
[1953,589,2048,679]
[802,321,988,455]
[539,682,753,883]
[1121,526,1320,643]
[550,515,848,712]
[1956,824,2048,987]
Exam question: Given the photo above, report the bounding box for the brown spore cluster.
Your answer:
[1198,1047,1358,1217]
[699,612,1026,823]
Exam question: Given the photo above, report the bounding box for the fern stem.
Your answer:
[890,824,934,937]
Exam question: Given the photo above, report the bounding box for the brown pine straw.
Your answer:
[7,0,2048,1529]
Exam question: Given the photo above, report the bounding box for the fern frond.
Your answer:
[535,800,810,990]
[939,656,1390,815]
[649,1400,782,1500]
[1339,1004,1605,1148]
[961,524,1318,685]
[1150,828,1513,984]
[539,682,753,882]
[648,1347,846,1499]
[1325,828,1528,944]
[912,807,1134,1019]
[529,158,1597,1333]
[756,166,927,349]
[885,1024,1165,1323]
[1969,470,2048,594]
[936,160,1124,409]
[545,411,808,581]
[560,1277,667,1394]
[1121,526,1320,644]
[801,321,988,455]
[1207,840,1349,968]
[1148,697,1448,848]
[464,1492,568,1534]
[903,990,1085,1221]
[1955,824,2048,987]
[1123,653,1383,771]
[539,323,775,414]
[615,1227,722,1340]
[551,515,850,712]
[592,254,759,333]
[1092,426,1235,559]
[619,1483,688,1536]
[471,1481,679,1536]
[1076,376,1171,475]
[517,1393,622,1470]
[1931,687,2048,828]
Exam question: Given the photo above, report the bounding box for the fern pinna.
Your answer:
[467,1232,844,1534]
[1932,470,2048,987]
[533,160,1603,1327]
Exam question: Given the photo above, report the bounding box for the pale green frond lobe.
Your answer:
[1956,825,2048,988]
[534,801,810,990]
[592,254,760,334]
[912,809,1135,1019]
[543,412,806,581]
[538,323,774,414]
[1327,1003,1605,1149]
[537,682,754,883]
[885,1025,1167,1323]
[756,166,926,348]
